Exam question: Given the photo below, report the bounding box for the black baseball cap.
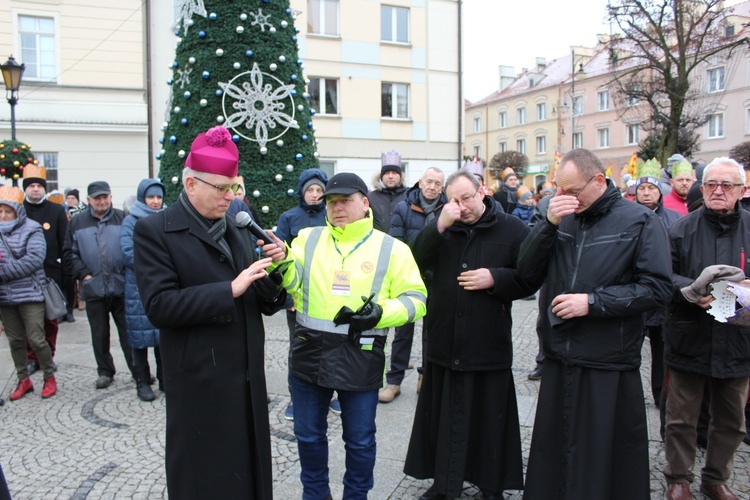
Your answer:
[87,181,111,198]
[322,173,368,198]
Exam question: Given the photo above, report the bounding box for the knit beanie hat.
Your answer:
[144,184,165,198]
[302,178,326,195]
[501,167,517,182]
[516,185,533,202]
[66,189,80,201]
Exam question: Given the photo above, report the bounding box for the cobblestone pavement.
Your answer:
[1,299,748,499]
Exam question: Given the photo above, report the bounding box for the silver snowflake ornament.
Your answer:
[249,9,273,32]
[175,67,192,89]
[174,0,207,35]
[219,63,299,148]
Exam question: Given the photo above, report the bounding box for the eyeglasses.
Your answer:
[703,181,743,192]
[193,176,241,194]
[456,188,480,207]
[569,176,597,199]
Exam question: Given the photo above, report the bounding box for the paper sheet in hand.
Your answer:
[708,281,750,325]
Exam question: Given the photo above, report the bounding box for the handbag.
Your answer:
[0,232,68,320]
[32,275,68,320]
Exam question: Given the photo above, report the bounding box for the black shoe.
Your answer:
[27,361,40,375]
[521,294,537,300]
[95,375,113,389]
[528,366,543,381]
[136,383,156,402]
[63,313,75,323]
[0,398,4,406]
[51,361,58,372]
[481,492,503,500]
[419,485,450,500]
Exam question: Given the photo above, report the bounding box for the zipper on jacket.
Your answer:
[565,227,588,357]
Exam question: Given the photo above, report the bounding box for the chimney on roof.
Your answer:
[535,57,546,72]
[498,65,515,92]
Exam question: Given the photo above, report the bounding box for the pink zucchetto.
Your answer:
[185,126,239,177]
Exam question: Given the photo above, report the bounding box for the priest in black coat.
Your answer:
[133,126,286,500]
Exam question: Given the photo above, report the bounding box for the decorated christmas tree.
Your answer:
[158,0,320,224]
[0,140,36,186]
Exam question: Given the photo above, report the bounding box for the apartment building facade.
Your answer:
[0,0,149,202]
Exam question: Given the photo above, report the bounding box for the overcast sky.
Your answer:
[461,0,612,102]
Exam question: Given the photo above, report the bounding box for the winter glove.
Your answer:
[681,264,745,303]
[350,299,383,332]
[254,266,285,302]
[333,306,355,326]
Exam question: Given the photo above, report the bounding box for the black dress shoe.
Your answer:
[419,485,449,500]
[528,365,543,380]
[63,313,75,322]
[481,492,504,500]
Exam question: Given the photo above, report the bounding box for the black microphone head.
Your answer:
[235,211,252,227]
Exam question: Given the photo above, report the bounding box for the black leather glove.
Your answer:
[333,306,355,326]
[254,267,284,302]
[350,300,383,332]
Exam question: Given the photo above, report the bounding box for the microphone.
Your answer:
[235,211,279,247]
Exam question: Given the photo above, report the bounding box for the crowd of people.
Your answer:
[1,125,749,500]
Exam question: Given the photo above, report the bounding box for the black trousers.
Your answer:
[386,322,415,385]
[86,296,135,378]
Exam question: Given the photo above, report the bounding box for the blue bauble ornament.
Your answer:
[291,89,297,97]
[209,12,217,20]
[287,189,295,196]
[292,36,297,42]
[172,61,179,68]
[308,121,313,128]
[156,153,162,160]
[232,135,240,143]
[167,79,173,85]
[245,50,253,57]
[216,89,223,97]
[310,109,316,116]
[295,154,303,161]
[181,118,188,125]
[159,137,164,144]
[295,28,300,33]
[291,74,297,81]
[198,31,206,38]
[202,71,210,79]
[297,59,303,66]
[302,135,308,141]
[174,30,180,36]
[184,91,191,99]
[169,135,177,144]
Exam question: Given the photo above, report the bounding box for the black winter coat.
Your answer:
[664,205,750,378]
[517,180,673,370]
[411,196,536,370]
[24,199,68,286]
[133,199,284,500]
[368,184,407,233]
[389,183,447,244]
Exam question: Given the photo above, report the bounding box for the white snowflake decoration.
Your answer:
[174,0,207,35]
[249,9,273,32]
[164,90,174,124]
[290,9,303,20]
[175,67,192,89]
[219,63,299,148]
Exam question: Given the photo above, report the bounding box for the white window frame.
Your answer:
[473,145,481,158]
[498,141,508,153]
[308,0,339,36]
[308,77,339,116]
[517,107,526,125]
[572,132,583,149]
[16,13,58,82]
[473,116,481,133]
[597,128,610,148]
[536,103,546,121]
[626,124,640,145]
[381,82,410,119]
[597,89,610,111]
[536,135,547,155]
[572,95,583,116]
[381,5,409,44]
[498,111,507,128]
[708,66,726,93]
[516,138,526,155]
[708,113,724,138]
[34,152,58,191]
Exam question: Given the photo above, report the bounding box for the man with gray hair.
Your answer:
[380,167,447,403]
[662,157,750,500]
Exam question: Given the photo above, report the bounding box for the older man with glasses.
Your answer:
[662,157,750,500]
[517,148,673,499]
[132,126,287,499]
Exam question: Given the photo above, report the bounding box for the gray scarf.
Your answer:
[179,191,233,262]
[418,192,441,223]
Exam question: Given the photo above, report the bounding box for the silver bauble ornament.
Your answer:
[262,206,269,213]
[233,62,241,70]
[253,190,260,198]
[275,174,283,182]
[216,48,224,57]
[178,150,186,158]
[240,13,248,21]
[188,56,196,64]
[260,147,268,155]
[279,55,286,63]
[269,63,277,71]
[285,164,294,172]
[281,20,288,28]
[200,99,208,107]
[216,116,225,123]
[276,140,284,147]
[172,176,179,184]
[236,26,244,34]
[269,27,276,34]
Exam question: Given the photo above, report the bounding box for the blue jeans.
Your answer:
[291,374,378,500]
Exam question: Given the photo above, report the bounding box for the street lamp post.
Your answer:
[0,56,26,141]
[569,49,586,151]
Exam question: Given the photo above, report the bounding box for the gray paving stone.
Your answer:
[0,302,747,498]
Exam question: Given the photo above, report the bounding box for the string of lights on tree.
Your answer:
[158,0,320,223]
